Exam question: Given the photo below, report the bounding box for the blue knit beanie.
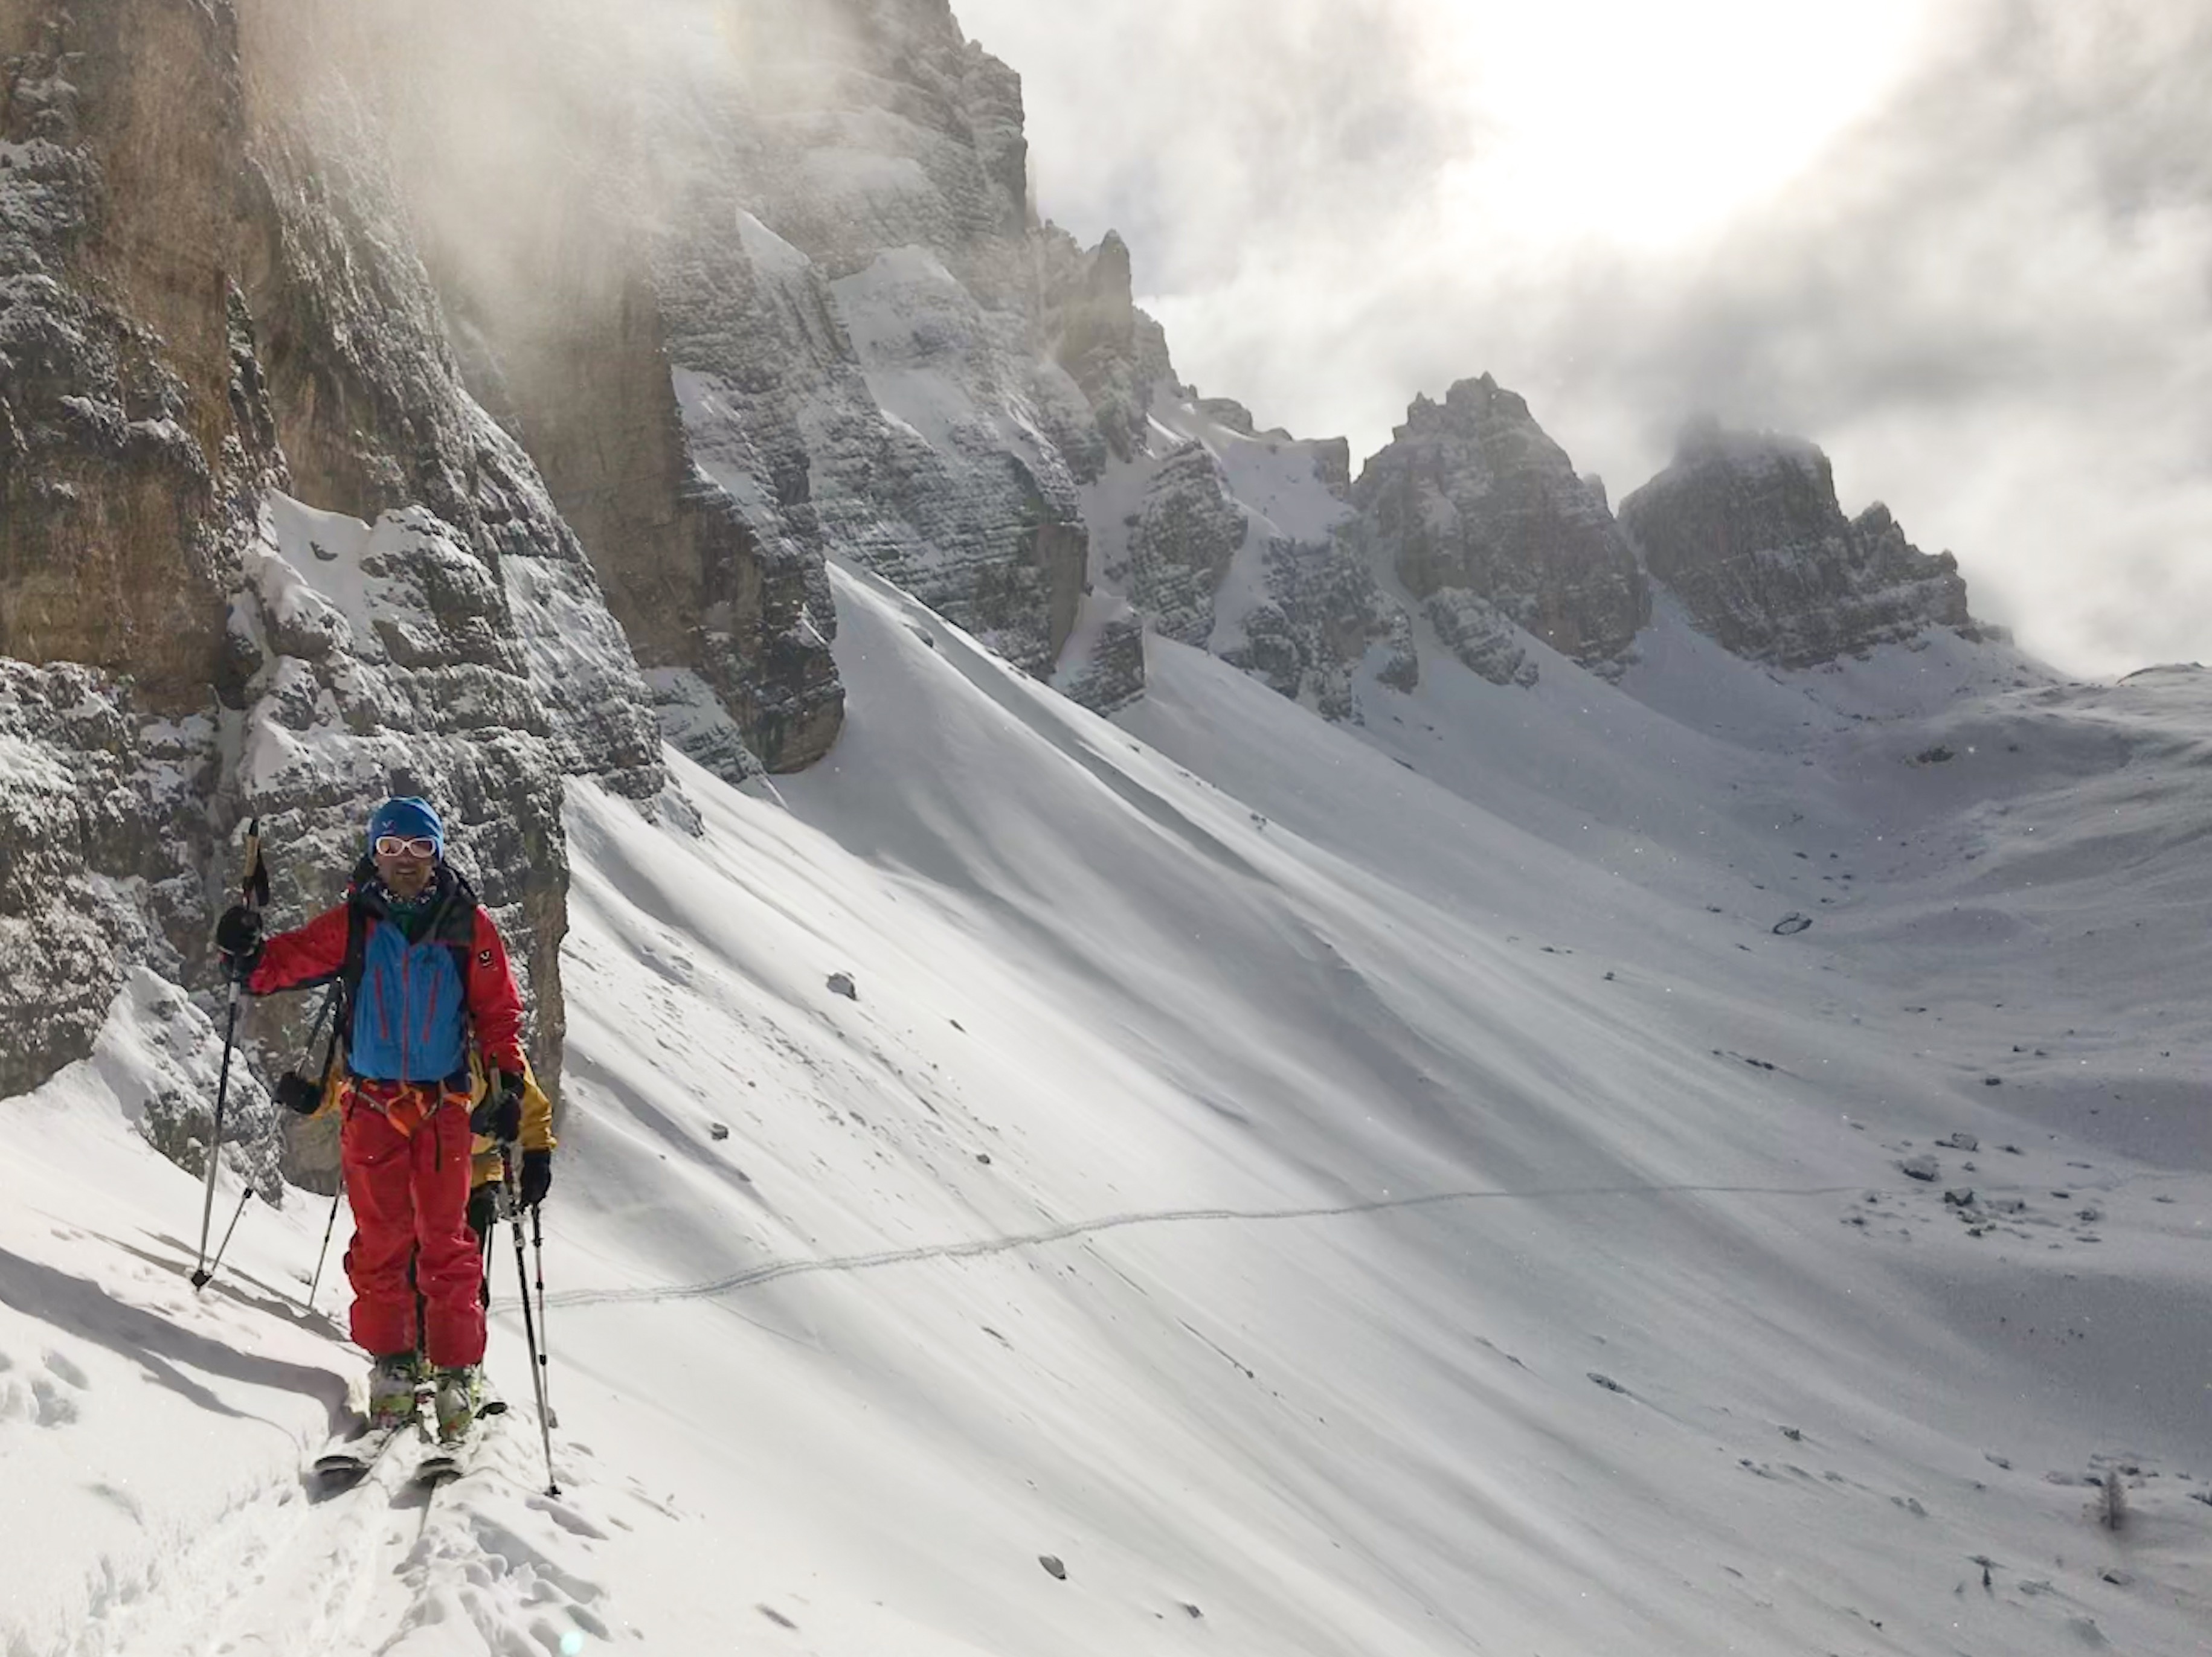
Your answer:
[367,796,445,859]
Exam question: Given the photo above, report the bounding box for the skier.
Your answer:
[214,796,548,1442]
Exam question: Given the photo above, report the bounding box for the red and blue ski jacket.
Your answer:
[248,867,526,1085]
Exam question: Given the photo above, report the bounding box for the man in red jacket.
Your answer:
[216,796,537,1442]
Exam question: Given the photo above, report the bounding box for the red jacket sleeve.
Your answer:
[245,904,351,996]
[465,909,528,1074]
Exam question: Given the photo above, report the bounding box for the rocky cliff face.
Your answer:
[0,1,271,708]
[1618,421,1976,668]
[1,0,2016,1152]
[2,0,268,1121]
[1067,387,1400,721]
[646,6,1106,681]
[1352,375,1648,685]
[351,0,844,781]
[0,0,811,1164]
[643,3,1172,693]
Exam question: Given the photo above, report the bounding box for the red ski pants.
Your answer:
[339,1081,485,1368]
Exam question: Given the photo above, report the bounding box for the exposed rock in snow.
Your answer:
[1217,530,1401,722]
[1044,228,1176,470]
[0,664,197,1098]
[1423,589,1540,688]
[642,8,1183,693]
[1353,375,1648,682]
[1116,443,1249,645]
[1073,389,1396,719]
[422,185,843,778]
[1618,420,1979,668]
[1054,614,1149,715]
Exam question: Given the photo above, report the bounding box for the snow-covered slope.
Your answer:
[5,569,2208,1656]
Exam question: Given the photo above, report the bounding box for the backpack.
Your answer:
[305,859,481,1095]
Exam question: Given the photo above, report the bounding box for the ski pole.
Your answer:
[301,1182,343,1315]
[204,1181,253,1286]
[506,1153,559,1496]
[529,1203,557,1428]
[193,818,265,1290]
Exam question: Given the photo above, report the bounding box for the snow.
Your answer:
[4,566,2208,1655]
[0,731,74,794]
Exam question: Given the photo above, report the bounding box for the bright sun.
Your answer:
[1432,0,1938,246]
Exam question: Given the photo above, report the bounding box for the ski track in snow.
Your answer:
[542,1175,2117,1310]
[75,1413,617,1657]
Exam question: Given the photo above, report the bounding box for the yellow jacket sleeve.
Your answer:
[468,1054,558,1189]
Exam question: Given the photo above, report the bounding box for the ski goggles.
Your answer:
[373,835,440,859]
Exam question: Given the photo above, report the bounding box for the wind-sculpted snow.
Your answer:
[4,565,2208,1656]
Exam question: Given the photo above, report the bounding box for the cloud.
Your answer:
[954,0,2212,675]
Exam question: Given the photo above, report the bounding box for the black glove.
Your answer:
[518,1148,552,1209]
[471,1069,525,1143]
[214,905,263,980]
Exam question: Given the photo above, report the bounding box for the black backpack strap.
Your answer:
[436,883,481,1056]
[324,896,370,1076]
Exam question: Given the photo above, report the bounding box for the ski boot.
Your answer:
[433,1364,484,1443]
[366,1351,423,1430]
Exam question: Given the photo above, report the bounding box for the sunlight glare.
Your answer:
[1431,0,1937,245]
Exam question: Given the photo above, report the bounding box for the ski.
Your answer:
[309,1415,414,1486]
[413,1397,507,1486]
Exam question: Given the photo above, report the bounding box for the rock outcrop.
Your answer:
[645,6,1177,694]
[647,14,1064,681]
[1072,388,1398,721]
[353,0,843,780]
[1352,375,1647,684]
[1114,443,1250,645]
[0,0,821,1158]
[1618,421,1975,667]
[1,0,268,1106]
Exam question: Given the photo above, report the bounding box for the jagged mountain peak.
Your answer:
[1620,419,1982,670]
[1353,373,1646,685]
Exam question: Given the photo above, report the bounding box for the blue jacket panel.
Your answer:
[349,920,469,1082]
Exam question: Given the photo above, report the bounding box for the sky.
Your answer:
[950,0,2212,679]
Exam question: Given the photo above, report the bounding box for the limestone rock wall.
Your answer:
[646,2,1171,690]
[1618,422,1975,668]
[1351,374,1648,684]
[1,0,266,1107]
[0,0,733,1152]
